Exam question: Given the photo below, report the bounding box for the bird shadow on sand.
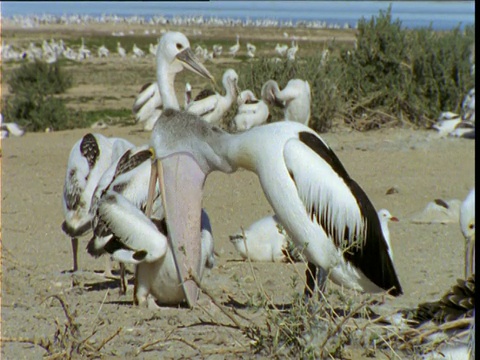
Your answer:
[83,276,134,292]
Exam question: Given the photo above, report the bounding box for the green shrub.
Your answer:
[7,60,73,95]
[240,6,474,132]
[3,89,74,132]
[4,60,80,132]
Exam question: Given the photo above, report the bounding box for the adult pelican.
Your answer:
[185,68,239,125]
[132,32,214,131]
[261,79,311,127]
[147,109,403,307]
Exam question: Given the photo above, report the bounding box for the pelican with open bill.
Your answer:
[146,108,403,308]
[146,149,206,307]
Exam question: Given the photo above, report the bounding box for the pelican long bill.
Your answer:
[155,152,206,307]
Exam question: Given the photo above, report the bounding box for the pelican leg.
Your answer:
[303,262,328,301]
[103,257,115,279]
[71,237,79,272]
[119,262,127,295]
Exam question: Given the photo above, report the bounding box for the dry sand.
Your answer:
[1,22,475,359]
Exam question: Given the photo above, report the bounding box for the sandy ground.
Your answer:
[1,22,476,359]
[1,123,475,359]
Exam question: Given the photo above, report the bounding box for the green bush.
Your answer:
[4,60,78,132]
[241,7,475,132]
[7,60,73,95]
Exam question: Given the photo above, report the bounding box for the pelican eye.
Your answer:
[469,224,474,229]
[176,43,183,50]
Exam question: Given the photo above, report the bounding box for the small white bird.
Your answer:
[117,42,126,58]
[149,42,158,56]
[212,44,222,57]
[261,78,311,126]
[97,44,109,58]
[233,90,269,131]
[132,43,145,58]
[0,114,25,139]
[229,215,301,263]
[275,43,288,57]
[246,42,256,58]
[377,209,399,262]
[228,34,240,57]
[186,68,239,125]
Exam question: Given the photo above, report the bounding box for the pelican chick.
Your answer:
[186,68,239,125]
[62,133,134,273]
[261,78,311,126]
[233,89,269,131]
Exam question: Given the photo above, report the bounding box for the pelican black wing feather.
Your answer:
[299,131,403,296]
[80,133,100,170]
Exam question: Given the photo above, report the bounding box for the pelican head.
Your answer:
[157,32,214,81]
[222,68,240,98]
[261,80,285,108]
[460,188,475,278]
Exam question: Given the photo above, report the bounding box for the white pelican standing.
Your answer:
[228,34,240,57]
[62,133,134,273]
[132,32,214,131]
[233,89,269,131]
[117,42,126,58]
[459,188,475,278]
[185,68,239,125]
[146,109,403,307]
[261,79,311,127]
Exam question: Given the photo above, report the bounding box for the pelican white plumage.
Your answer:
[132,43,145,58]
[275,43,288,57]
[62,133,134,273]
[132,31,214,131]
[97,44,109,58]
[228,34,240,57]
[147,109,403,307]
[96,194,214,307]
[149,42,158,56]
[184,82,192,108]
[212,44,222,57]
[185,68,239,125]
[233,89,269,131]
[229,215,294,262]
[459,188,475,278]
[261,79,311,126]
[117,42,126,58]
[0,114,25,138]
[432,112,462,137]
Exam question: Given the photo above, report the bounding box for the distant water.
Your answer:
[2,1,475,31]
